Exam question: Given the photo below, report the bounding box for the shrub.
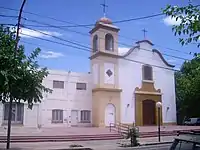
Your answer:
[126,126,140,147]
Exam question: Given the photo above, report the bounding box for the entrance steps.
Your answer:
[0,126,200,143]
[0,134,122,143]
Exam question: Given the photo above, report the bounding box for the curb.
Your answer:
[141,141,173,146]
[115,142,173,150]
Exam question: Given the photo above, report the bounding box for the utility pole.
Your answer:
[6,0,26,149]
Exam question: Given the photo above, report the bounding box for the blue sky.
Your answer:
[0,0,199,72]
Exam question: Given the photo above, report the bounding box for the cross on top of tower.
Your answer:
[101,0,108,17]
[142,28,147,39]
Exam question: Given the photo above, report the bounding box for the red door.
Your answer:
[142,100,156,125]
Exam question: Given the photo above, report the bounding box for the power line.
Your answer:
[22,18,192,59]
[19,31,180,71]
[2,22,189,62]
[0,10,191,61]
[20,40,90,57]
[21,39,182,71]
[24,26,91,50]
[22,21,195,57]
[23,19,90,38]
[19,33,183,66]
[0,6,164,26]
[1,23,17,26]
[0,14,191,58]
[113,13,164,23]
[19,33,91,52]
[118,35,193,56]
[16,13,164,27]
[0,6,95,27]
[0,14,18,18]
[22,25,189,61]
[22,14,193,56]
[20,40,182,67]
[0,6,194,56]
[18,24,93,28]
[21,35,180,71]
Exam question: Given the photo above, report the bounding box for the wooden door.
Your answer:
[142,100,156,125]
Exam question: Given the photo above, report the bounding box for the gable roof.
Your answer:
[119,46,175,68]
[90,40,175,68]
[152,49,175,68]
[135,40,154,46]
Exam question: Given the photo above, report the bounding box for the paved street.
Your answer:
[0,136,175,150]
[0,144,172,150]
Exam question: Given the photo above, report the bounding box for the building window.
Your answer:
[76,83,87,90]
[53,80,64,89]
[81,110,91,123]
[105,33,114,51]
[143,65,153,80]
[3,103,24,124]
[93,35,98,52]
[52,109,63,123]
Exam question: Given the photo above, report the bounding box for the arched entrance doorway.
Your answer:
[105,104,116,127]
[142,100,156,125]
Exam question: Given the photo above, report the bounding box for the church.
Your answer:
[0,16,177,128]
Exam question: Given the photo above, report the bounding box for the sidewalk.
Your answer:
[0,136,175,150]
[1,125,199,136]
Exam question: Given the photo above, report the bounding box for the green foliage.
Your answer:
[163,4,200,47]
[175,53,200,123]
[126,126,139,147]
[0,25,52,108]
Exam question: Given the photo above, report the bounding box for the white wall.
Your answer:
[0,103,38,128]
[23,104,39,127]
[119,41,176,124]
[0,70,92,128]
[41,70,92,127]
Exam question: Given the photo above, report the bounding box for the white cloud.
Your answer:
[163,16,181,26]
[39,51,65,59]
[118,47,130,55]
[18,28,62,38]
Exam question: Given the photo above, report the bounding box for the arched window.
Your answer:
[93,35,98,52]
[143,65,153,80]
[105,34,114,51]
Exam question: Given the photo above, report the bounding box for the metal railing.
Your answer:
[109,122,137,138]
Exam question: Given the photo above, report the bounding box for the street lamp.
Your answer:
[156,101,162,142]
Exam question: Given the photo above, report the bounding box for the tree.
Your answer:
[0,25,52,105]
[0,25,52,149]
[163,4,200,47]
[175,53,200,124]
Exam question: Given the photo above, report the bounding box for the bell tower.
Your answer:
[90,17,122,127]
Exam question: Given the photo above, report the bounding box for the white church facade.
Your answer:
[0,17,177,128]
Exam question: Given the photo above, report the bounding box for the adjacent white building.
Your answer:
[0,16,177,128]
[0,71,92,128]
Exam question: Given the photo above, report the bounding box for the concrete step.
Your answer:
[0,134,122,143]
[0,133,120,140]
[1,129,198,143]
